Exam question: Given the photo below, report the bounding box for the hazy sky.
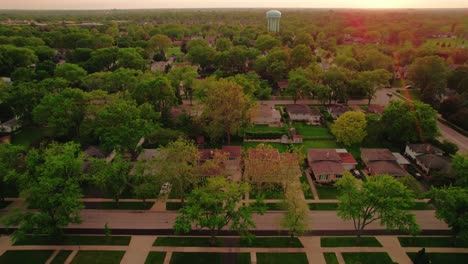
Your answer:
[1,0,467,9]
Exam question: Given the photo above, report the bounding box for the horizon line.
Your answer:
[1,7,467,11]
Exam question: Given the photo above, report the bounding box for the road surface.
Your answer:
[437,121,468,154]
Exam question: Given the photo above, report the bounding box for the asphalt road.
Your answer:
[437,121,468,154]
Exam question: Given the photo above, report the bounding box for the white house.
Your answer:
[286,105,321,125]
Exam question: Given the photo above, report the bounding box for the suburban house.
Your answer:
[307,149,357,183]
[361,148,409,177]
[251,104,282,126]
[327,105,348,119]
[405,143,444,160]
[277,79,289,92]
[415,154,452,175]
[0,118,21,133]
[130,149,163,175]
[286,105,321,125]
[199,146,242,181]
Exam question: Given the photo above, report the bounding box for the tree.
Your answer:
[186,45,216,72]
[0,143,25,201]
[398,175,425,198]
[174,177,258,245]
[281,183,309,239]
[32,88,85,138]
[452,154,468,187]
[407,56,449,106]
[89,153,132,205]
[2,142,84,241]
[199,79,253,144]
[430,187,468,243]
[290,44,314,69]
[167,65,198,103]
[331,111,367,146]
[54,63,87,86]
[356,69,392,105]
[0,45,38,76]
[285,69,312,104]
[336,174,420,238]
[255,34,281,52]
[148,34,172,55]
[381,101,439,145]
[133,76,176,116]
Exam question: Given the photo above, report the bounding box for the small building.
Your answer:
[405,143,444,160]
[327,105,348,119]
[277,79,288,92]
[415,154,452,175]
[307,149,357,183]
[0,118,21,133]
[361,148,409,178]
[251,104,282,126]
[286,105,321,125]
[293,135,303,144]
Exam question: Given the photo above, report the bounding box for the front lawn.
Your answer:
[265,203,284,211]
[293,123,334,140]
[51,250,72,264]
[70,251,125,264]
[300,172,314,199]
[257,253,308,264]
[243,142,288,153]
[14,235,131,246]
[314,184,340,199]
[154,237,303,248]
[170,253,250,264]
[409,202,432,210]
[407,253,468,263]
[308,203,339,210]
[84,202,154,210]
[145,252,166,264]
[302,140,339,149]
[398,236,468,248]
[0,250,54,264]
[166,202,182,211]
[250,184,284,199]
[324,253,339,264]
[341,252,393,264]
[321,237,382,247]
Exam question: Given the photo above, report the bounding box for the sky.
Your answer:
[1,0,467,10]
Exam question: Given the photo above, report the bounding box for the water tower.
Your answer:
[266,10,281,33]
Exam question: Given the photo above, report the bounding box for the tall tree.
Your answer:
[133,76,176,115]
[54,63,87,87]
[331,111,367,146]
[281,183,309,239]
[452,154,468,188]
[285,69,312,104]
[336,174,420,238]
[0,143,25,201]
[356,69,392,105]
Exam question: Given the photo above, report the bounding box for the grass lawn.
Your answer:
[398,236,468,248]
[250,184,284,199]
[10,127,52,147]
[170,252,250,264]
[51,250,72,264]
[265,203,285,211]
[154,237,303,248]
[315,184,340,199]
[308,203,339,210]
[0,201,12,209]
[302,140,339,149]
[14,235,131,246]
[245,125,287,134]
[257,253,308,264]
[299,172,314,199]
[167,47,184,56]
[83,201,154,210]
[321,237,382,247]
[70,251,125,264]
[293,123,334,140]
[243,142,288,153]
[324,253,339,264]
[341,252,393,264]
[407,253,468,263]
[166,202,182,211]
[145,252,166,264]
[0,250,54,264]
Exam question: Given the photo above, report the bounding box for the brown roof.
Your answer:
[222,146,241,159]
[311,161,346,176]
[286,105,320,116]
[416,154,452,173]
[84,146,106,159]
[361,148,396,162]
[366,160,408,177]
[338,152,357,164]
[408,144,444,155]
[246,148,280,160]
[307,149,341,162]
[137,149,162,161]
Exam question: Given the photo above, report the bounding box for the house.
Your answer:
[0,118,21,133]
[199,146,242,181]
[286,105,321,125]
[277,80,289,92]
[361,148,409,178]
[327,105,348,119]
[307,149,357,183]
[415,154,452,175]
[1,77,12,85]
[130,149,164,175]
[405,143,444,160]
[251,104,282,126]
[293,135,303,144]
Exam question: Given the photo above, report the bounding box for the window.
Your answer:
[319,175,328,181]
[335,174,342,179]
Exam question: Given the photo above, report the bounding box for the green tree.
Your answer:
[89,153,132,205]
[148,34,172,54]
[215,37,232,52]
[430,186,468,243]
[452,154,468,187]
[0,143,25,201]
[336,174,420,238]
[167,65,198,103]
[133,76,176,115]
[285,69,312,104]
[0,45,38,75]
[281,184,309,239]
[331,111,367,146]
[174,177,258,245]
[186,45,216,72]
[356,69,392,105]
[54,63,87,86]
[398,175,425,198]
[255,34,281,52]
[290,44,314,69]
[2,142,84,241]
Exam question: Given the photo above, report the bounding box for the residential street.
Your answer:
[438,120,468,154]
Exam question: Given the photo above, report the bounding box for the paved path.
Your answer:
[305,169,319,200]
[121,236,155,264]
[437,120,468,154]
[376,236,413,264]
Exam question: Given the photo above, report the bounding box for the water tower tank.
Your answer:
[266,10,281,33]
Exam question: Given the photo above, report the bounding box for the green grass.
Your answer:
[398,236,468,248]
[407,253,468,263]
[302,140,339,149]
[308,203,339,210]
[299,172,314,199]
[265,203,285,211]
[315,184,340,199]
[10,127,52,147]
[321,237,382,247]
[324,253,339,264]
[293,123,334,140]
[245,126,287,134]
[51,250,72,264]
[166,202,182,211]
[250,184,284,199]
[84,202,154,210]
[70,251,125,264]
[145,252,166,264]
[167,47,183,56]
[423,38,467,48]
[341,252,393,264]
[243,142,288,153]
[0,201,12,209]
[14,235,131,246]
[0,250,54,264]
[154,237,303,248]
[257,253,308,264]
[170,253,250,264]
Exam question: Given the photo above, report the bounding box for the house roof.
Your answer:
[361,148,396,161]
[199,149,215,161]
[307,149,341,162]
[277,80,289,89]
[392,152,411,165]
[338,152,357,164]
[416,154,452,173]
[311,161,346,176]
[327,105,348,114]
[84,146,106,159]
[286,105,320,116]
[407,143,444,155]
[253,104,281,119]
[366,160,408,177]
[222,146,242,159]
[247,147,280,160]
